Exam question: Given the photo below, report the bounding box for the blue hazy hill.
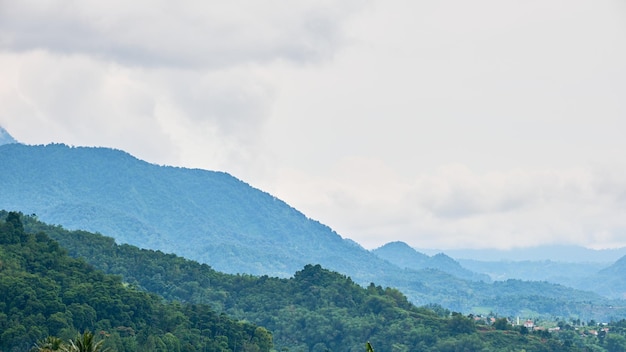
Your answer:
[373,241,491,282]
[0,143,394,280]
[0,126,17,146]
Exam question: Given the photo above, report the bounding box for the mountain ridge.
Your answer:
[423,245,626,263]
[0,143,394,281]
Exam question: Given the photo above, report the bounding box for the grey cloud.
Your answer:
[159,69,273,141]
[0,1,364,68]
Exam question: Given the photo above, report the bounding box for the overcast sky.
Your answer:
[1,0,626,250]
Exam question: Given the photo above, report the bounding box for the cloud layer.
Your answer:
[1,0,626,250]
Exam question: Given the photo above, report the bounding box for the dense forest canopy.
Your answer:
[0,211,271,352]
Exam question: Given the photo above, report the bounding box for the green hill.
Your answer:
[0,212,271,352]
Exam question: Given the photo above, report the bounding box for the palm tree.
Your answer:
[62,331,110,352]
[31,336,65,352]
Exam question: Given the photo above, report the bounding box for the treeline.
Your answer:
[0,212,272,352]
[10,211,604,352]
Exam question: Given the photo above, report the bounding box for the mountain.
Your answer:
[0,126,17,146]
[458,259,607,283]
[0,142,392,281]
[373,241,430,267]
[373,241,491,282]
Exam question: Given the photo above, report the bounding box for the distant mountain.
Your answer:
[426,245,626,263]
[458,259,606,284]
[575,255,626,299]
[373,241,430,267]
[0,126,17,145]
[373,241,491,282]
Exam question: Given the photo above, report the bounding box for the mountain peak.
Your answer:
[0,126,18,146]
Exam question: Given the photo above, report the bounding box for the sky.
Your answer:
[1,0,626,250]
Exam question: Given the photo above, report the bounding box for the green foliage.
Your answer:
[0,212,271,352]
[64,331,110,352]
[31,336,65,351]
[13,212,619,352]
[493,318,510,330]
[607,334,626,352]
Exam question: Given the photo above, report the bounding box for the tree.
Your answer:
[1,211,24,243]
[62,331,110,352]
[493,318,510,331]
[447,313,476,334]
[31,336,65,352]
[606,335,626,352]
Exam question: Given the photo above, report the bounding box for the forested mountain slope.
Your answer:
[0,143,391,281]
[11,212,608,352]
[0,212,271,352]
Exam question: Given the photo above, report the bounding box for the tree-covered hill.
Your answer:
[12,212,626,351]
[0,143,395,282]
[0,212,272,352]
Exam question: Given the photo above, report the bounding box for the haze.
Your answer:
[1,0,626,250]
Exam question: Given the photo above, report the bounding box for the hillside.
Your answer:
[0,212,271,352]
[0,142,392,280]
[1,143,625,318]
[373,241,491,282]
[12,212,606,352]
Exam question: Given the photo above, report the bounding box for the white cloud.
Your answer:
[262,161,626,250]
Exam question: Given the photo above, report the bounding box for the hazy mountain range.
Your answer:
[1,129,625,316]
[423,245,626,263]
